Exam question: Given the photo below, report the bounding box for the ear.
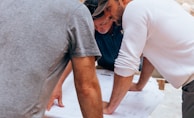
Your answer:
[119,0,131,7]
[125,0,132,5]
[118,0,125,7]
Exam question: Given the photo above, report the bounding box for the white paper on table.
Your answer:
[45,69,164,118]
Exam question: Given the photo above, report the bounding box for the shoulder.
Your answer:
[55,0,91,22]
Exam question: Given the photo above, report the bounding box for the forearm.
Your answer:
[137,57,154,90]
[47,61,72,110]
[72,57,103,118]
[75,76,102,118]
[57,61,72,87]
[107,74,133,113]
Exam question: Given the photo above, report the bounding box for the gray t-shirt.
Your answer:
[0,0,101,117]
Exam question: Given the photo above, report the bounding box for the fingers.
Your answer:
[103,109,110,114]
[102,102,111,114]
[103,107,113,114]
[47,96,64,111]
[58,96,64,107]
[47,97,55,111]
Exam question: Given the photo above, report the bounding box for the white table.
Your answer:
[45,69,164,118]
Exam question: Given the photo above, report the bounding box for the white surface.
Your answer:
[150,84,182,118]
[45,69,164,118]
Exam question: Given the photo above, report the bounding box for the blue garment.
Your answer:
[95,23,123,71]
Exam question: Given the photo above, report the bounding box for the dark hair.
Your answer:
[84,0,98,14]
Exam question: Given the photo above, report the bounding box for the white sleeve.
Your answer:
[114,2,149,77]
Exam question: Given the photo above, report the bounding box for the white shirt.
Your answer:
[114,0,194,88]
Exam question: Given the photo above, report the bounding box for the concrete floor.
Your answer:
[150,83,182,118]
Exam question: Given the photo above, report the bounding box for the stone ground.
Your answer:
[149,83,182,118]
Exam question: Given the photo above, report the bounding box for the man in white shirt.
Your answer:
[94,0,194,117]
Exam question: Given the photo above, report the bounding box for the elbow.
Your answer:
[74,79,101,96]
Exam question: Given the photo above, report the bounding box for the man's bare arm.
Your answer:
[132,57,154,91]
[103,74,133,114]
[72,56,103,118]
[103,57,154,114]
[47,61,72,110]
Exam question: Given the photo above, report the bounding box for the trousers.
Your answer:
[182,74,194,118]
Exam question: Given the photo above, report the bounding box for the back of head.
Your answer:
[84,0,98,14]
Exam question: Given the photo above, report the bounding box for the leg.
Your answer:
[182,80,194,118]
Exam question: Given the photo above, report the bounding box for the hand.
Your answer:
[128,82,142,91]
[103,102,114,114]
[47,85,64,111]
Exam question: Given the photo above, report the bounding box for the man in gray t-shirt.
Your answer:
[0,0,103,118]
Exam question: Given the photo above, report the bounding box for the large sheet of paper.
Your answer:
[45,69,164,118]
